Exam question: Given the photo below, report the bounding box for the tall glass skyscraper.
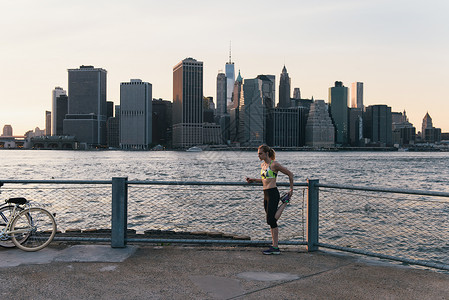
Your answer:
[172,58,203,148]
[51,87,66,135]
[120,79,152,150]
[329,81,349,145]
[64,66,107,147]
[351,82,364,109]
[364,105,392,146]
[216,72,227,116]
[225,47,235,106]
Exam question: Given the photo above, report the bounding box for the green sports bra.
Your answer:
[261,160,278,179]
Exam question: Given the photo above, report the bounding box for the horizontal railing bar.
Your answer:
[318,243,449,271]
[2,179,448,198]
[126,238,306,246]
[53,237,111,242]
[317,183,449,198]
[0,179,112,185]
[0,179,307,187]
[127,180,307,187]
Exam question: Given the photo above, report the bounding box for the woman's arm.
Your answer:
[246,177,262,183]
[273,162,294,196]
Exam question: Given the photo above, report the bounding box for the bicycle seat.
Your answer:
[7,197,27,205]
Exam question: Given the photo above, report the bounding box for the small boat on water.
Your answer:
[186,146,202,152]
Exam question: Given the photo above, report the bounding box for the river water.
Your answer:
[1,150,448,266]
[1,150,449,191]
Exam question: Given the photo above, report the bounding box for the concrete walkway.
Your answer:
[1,244,448,299]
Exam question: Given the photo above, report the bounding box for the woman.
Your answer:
[246,145,294,255]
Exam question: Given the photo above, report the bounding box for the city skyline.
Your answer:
[1,1,448,135]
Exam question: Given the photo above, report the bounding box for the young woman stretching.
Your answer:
[246,145,294,255]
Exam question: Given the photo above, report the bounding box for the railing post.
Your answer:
[112,177,128,248]
[307,179,319,252]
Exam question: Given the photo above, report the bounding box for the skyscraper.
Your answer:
[278,66,291,108]
[54,94,68,136]
[172,58,203,148]
[364,105,393,146]
[270,107,306,147]
[230,71,243,142]
[45,111,51,136]
[305,100,335,147]
[239,75,275,146]
[51,87,66,135]
[241,78,264,146]
[422,112,432,137]
[64,65,107,147]
[329,81,349,145]
[216,72,227,116]
[421,112,441,143]
[351,82,364,109]
[225,45,235,106]
[120,79,152,150]
[152,98,172,147]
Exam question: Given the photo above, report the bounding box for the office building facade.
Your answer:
[54,94,68,136]
[351,82,364,109]
[216,72,227,116]
[225,48,235,106]
[172,58,203,148]
[305,100,335,147]
[278,66,291,108]
[152,98,172,147]
[239,75,275,146]
[64,66,107,147]
[270,107,306,147]
[348,108,364,146]
[329,81,349,145]
[2,125,13,137]
[120,79,152,150]
[421,112,441,143]
[364,105,393,146]
[230,71,243,143]
[45,111,51,136]
[51,87,66,135]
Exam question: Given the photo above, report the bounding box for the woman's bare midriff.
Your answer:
[262,178,277,190]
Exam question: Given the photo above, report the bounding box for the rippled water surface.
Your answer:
[2,150,449,191]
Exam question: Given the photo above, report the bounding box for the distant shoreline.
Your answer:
[1,146,448,152]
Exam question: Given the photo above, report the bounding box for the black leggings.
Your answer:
[264,187,280,229]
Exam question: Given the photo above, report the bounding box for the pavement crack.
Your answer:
[226,262,354,300]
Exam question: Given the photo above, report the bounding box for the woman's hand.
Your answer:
[246,177,255,183]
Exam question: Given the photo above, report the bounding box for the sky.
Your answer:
[1,0,448,135]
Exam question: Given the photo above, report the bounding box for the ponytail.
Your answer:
[258,145,276,160]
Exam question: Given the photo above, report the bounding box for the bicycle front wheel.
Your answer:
[0,205,30,248]
[11,207,56,251]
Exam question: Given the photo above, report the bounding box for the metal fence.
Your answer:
[1,178,448,271]
[0,181,112,234]
[316,182,449,271]
[126,181,307,245]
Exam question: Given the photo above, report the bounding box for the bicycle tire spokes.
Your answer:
[11,208,56,251]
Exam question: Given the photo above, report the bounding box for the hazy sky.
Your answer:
[1,0,448,135]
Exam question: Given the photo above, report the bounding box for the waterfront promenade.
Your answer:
[1,244,448,299]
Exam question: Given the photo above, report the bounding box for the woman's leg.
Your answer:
[271,227,279,248]
[265,188,280,247]
[275,202,287,220]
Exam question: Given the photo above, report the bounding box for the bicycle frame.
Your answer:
[0,204,33,239]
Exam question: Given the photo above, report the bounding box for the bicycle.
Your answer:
[0,183,57,251]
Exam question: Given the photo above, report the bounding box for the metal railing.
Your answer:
[1,178,448,271]
[315,181,449,271]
